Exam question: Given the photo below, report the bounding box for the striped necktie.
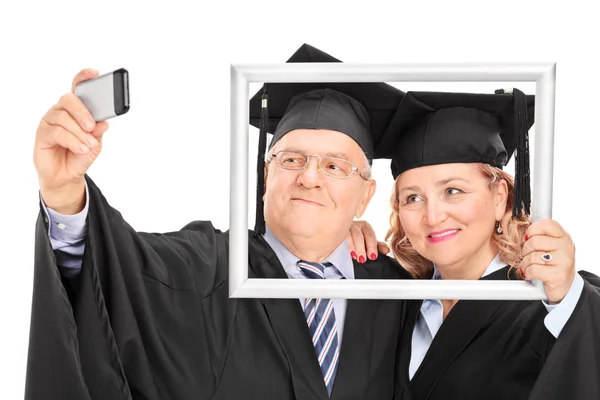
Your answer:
[297,260,340,397]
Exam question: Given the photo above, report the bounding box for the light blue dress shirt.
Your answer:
[408,253,585,380]
[40,182,356,346]
[40,183,90,278]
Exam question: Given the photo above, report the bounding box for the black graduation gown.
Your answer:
[526,270,600,400]
[24,176,411,400]
[393,266,600,400]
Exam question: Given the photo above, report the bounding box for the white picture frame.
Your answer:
[229,62,556,300]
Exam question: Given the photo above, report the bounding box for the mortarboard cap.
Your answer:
[374,88,535,219]
[248,43,406,235]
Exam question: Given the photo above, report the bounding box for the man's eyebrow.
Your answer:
[325,152,350,159]
[273,149,352,160]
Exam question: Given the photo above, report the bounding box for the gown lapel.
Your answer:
[330,262,382,399]
[248,234,329,399]
[396,298,423,399]
[400,266,513,400]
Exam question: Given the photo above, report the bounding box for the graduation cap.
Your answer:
[374,88,535,219]
[248,43,406,235]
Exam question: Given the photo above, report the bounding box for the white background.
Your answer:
[1,0,598,397]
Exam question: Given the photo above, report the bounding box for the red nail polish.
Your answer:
[351,251,357,260]
[369,253,376,260]
[359,255,366,263]
[524,234,529,241]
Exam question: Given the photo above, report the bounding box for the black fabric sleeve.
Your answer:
[25,175,234,400]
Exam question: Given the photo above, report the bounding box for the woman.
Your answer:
[348,89,600,399]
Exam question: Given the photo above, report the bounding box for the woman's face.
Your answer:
[396,163,508,276]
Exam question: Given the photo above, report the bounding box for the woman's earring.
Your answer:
[496,221,503,234]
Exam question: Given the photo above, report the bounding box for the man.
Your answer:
[25,44,409,400]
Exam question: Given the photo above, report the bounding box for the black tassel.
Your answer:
[497,88,531,219]
[515,88,531,218]
[253,84,269,236]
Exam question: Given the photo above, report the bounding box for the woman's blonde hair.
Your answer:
[385,163,531,279]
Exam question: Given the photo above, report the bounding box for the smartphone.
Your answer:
[74,68,130,122]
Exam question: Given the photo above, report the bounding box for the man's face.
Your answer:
[263,129,376,244]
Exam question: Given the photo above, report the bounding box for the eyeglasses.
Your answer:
[267,150,370,180]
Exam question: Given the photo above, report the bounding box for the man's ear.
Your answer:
[355,179,377,219]
[262,162,269,201]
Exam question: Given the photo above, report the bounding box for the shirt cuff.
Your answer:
[39,182,90,242]
[543,272,585,338]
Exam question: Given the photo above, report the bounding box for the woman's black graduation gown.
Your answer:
[394,266,600,400]
[25,176,411,400]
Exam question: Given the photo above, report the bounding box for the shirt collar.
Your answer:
[431,253,505,280]
[263,226,355,280]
